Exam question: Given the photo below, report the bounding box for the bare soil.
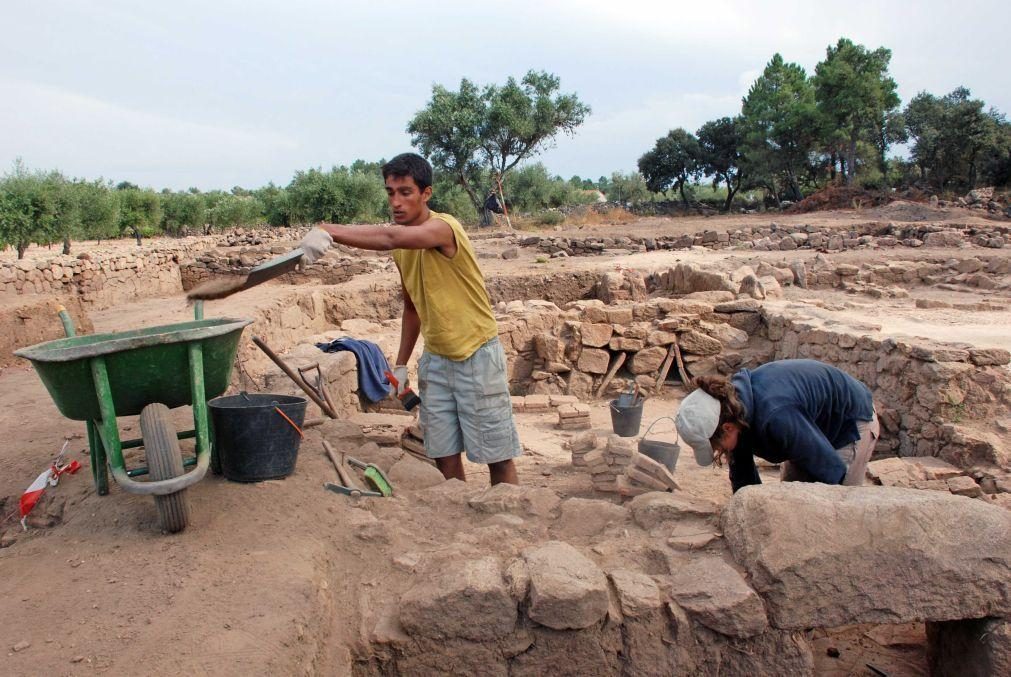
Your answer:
[3,204,1007,675]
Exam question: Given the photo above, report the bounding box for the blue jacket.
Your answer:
[729,359,874,492]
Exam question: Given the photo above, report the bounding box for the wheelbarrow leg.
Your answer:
[90,357,128,479]
[87,419,109,496]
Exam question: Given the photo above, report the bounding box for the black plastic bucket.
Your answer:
[637,417,681,472]
[208,393,307,482]
[609,398,644,437]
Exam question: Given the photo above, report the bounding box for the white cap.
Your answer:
[674,388,722,466]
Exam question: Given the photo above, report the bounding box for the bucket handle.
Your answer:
[274,404,304,439]
[610,398,644,414]
[641,416,679,444]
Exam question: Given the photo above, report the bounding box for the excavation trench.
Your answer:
[245,265,1009,676]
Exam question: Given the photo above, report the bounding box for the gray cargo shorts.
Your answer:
[417,337,522,465]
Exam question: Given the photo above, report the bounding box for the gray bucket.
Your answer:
[609,398,644,437]
[637,416,680,472]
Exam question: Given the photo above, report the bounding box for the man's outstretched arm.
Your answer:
[319,219,453,252]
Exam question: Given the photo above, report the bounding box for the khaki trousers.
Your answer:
[780,411,880,485]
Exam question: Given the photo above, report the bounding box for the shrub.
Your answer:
[535,210,565,226]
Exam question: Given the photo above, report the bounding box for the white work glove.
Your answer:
[299,228,333,265]
[392,365,409,397]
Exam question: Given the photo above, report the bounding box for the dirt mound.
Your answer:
[873,200,951,222]
[789,185,892,213]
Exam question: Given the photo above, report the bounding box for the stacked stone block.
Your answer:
[583,435,637,492]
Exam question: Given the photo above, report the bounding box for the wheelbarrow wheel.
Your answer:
[140,403,190,533]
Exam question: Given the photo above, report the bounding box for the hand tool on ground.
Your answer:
[187,248,304,300]
[384,369,421,411]
[347,457,393,497]
[323,482,383,498]
[252,336,338,418]
[321,440,381,498]
[322,440,358,488]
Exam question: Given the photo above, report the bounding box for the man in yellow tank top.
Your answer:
[298,153,521,485]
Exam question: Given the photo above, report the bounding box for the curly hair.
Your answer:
[693,374,748,464]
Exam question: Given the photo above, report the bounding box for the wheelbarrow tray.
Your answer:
[15,317,252,421]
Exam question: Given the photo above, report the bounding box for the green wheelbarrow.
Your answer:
[14,303,252,533]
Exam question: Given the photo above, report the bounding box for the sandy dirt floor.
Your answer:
[3,203,1007,675]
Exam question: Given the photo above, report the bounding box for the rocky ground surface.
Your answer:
[1,203,1009,675]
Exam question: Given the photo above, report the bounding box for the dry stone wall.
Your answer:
[766,309,1011,469]
[180,248,376,290]
[356,479,1010,675]
[487,261,1009,476]
[522,220,1008,259]
[0,247,200,308]
[494,293,772,402]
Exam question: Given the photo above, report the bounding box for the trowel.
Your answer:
[186,248,304,300]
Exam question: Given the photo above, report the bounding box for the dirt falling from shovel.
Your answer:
[186,276,249,301]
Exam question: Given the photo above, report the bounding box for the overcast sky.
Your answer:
[2,0,1008,190]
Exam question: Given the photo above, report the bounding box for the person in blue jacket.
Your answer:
[674,359,879,492]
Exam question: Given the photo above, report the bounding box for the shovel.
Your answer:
[187,248,304,300]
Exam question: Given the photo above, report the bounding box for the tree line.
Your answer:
[0,156,608,258]
[4,43,1009,257]
[638,38,1011,211]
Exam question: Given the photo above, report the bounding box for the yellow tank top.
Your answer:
[392,211,498,360]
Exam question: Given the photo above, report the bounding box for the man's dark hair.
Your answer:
[381,153,433,191]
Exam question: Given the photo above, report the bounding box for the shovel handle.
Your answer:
[252,336,337,418]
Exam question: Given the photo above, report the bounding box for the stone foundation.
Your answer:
[521,220,1009,259]
[0,244,206,308]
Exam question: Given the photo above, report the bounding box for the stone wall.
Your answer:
[485,264,1010,474]
[0,244,206,309]
[355,481,1011,676]
[765,309,1011,469]
[180,249,376,291]
[494,289,771,401]
[523,220,1009,259]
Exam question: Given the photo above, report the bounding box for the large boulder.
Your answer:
[522,541,609,630]
[723,483,1011,629]
[398,557,517,641]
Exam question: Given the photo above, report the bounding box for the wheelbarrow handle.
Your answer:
[56,305,76,338]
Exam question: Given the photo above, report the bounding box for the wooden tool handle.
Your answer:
[322,439,358,489]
